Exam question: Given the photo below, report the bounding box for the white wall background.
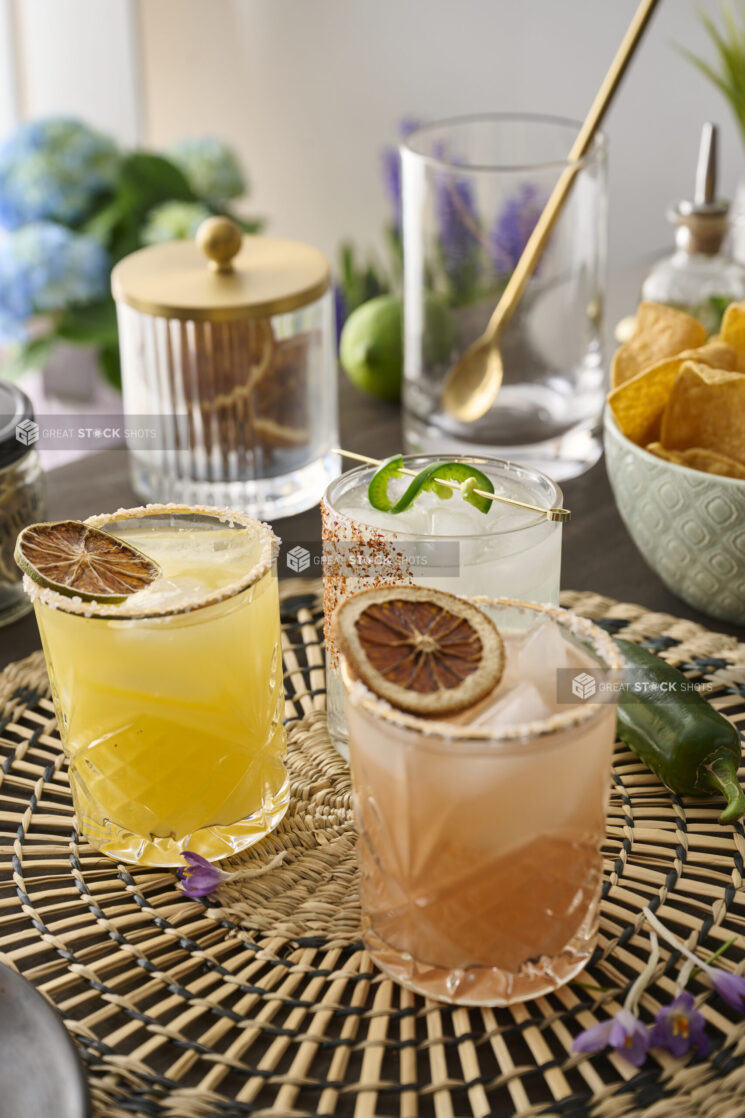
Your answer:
[1,0,742,279]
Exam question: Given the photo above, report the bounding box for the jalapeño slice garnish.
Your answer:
[367,456,495,515]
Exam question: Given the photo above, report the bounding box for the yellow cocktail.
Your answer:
[25,506,287,867]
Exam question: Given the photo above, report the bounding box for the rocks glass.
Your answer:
[401,114,608,480]
[341,598,621,1006]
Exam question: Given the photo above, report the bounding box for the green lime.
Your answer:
[340,294,403,401]
[339,294,456,402]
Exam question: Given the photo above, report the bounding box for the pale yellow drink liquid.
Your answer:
[32,510,287,867]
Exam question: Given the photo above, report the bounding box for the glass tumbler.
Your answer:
[342,598,621,1006]
[401,114,608,480]
[322,454,563,755]
[24,506,288,868]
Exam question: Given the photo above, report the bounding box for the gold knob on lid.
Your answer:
[196,216,243,273]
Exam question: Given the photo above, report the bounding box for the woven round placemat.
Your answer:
[1,580,745,1118]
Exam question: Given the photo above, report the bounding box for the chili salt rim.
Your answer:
[22,503,280,619]
[341,596,623,746]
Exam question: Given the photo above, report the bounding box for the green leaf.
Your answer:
[57,299,119,347]
[232,215,264,235]
[82,198,131,245]
[97,344,121,391]
[118,152,196,212]
[0,335,56,380]
[679,5,745,150]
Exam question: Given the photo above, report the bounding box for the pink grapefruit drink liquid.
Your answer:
[342,599,621,1006]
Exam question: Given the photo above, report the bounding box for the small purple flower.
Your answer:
[709,969,745,1011]
[573,1008,650,1067]
[177,851,228,898]
[490,183,547,276]
[649,992,710,1058]
[572,1017,614,1055]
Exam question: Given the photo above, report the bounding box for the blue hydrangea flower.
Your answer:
[169,137,246,204]
[142,200,213,245]
[0,222,109,342]
[490,183,547,276]
[0,117,120,231]
[0,306,23,344]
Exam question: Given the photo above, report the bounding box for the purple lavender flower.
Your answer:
[649,992,710,1058]
[709,970,745,1011]
[177,851,228,898]
[436,174,478,260]
[433,163,481,302]
[573,1008,650,1067]
[333,283,346,345]
[490,183,547,276]
[381,117,421,237]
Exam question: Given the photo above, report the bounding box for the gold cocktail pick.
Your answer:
[332,449,571,523]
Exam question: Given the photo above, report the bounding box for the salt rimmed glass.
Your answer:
[23,505,287,868]
[341,597,622,1007]
[321,454,563,753]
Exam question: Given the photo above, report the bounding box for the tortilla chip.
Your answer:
[721,302,745,369]
[646,442,745,480]
[607,339,738,445]
[659,362,745,464]
[610,302,707,389]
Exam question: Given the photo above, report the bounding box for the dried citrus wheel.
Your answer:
[15,520,161,603]
[333,585,504,716]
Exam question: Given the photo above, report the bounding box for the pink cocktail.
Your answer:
[341,598,621,1006]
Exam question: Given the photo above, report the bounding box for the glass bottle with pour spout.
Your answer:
[641,123,745,333]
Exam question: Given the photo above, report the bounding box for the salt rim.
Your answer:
[22,503,280,620]
[341,596,624,747]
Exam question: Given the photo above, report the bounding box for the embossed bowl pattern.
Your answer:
[604,409,745,625]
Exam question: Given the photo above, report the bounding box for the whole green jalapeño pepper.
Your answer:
[615,639,745,825]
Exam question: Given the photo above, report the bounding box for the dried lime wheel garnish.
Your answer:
[333,585,504,716]
[15,520,161,603]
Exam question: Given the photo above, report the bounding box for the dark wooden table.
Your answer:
[3,370,743,671]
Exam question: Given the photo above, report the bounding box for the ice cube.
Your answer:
[128,575,207,611]
[471,680,552,730]
[497,620,570,709]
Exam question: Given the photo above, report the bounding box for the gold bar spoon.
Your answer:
[441,0,660,423]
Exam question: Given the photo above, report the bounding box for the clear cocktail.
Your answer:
[322,455,563,751]
[23,506,287,867]
[341,597,620,1006]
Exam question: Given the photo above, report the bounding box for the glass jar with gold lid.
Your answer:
[111,217,339,518]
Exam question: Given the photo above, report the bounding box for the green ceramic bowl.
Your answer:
[604,408,745,625]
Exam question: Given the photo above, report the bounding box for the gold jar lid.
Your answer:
[111,217,331,322]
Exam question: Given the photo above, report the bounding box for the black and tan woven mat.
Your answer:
[1,580,745,1118]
